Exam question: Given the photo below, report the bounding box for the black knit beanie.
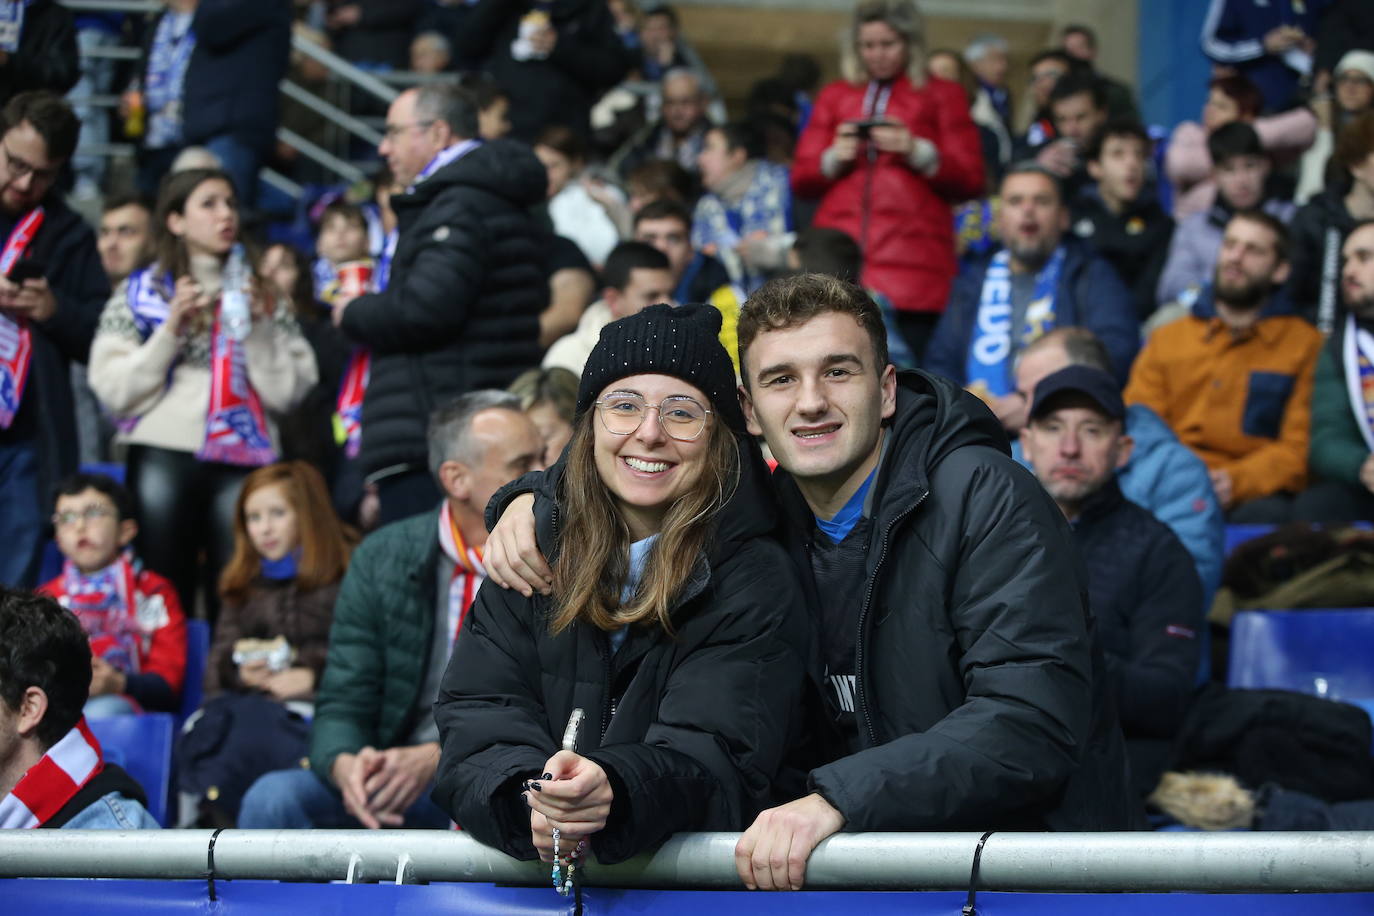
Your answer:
[575,303,746,433]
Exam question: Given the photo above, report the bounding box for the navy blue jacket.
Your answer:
[925,239,1140,388]
[1200,0,1335,113]
[182,1,291,155]
[1069,477,1203,794]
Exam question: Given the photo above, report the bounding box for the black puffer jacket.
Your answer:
[432,434,812,864]
[1288,183,1361,329]
[182,1,290,155]
[0,0,77,103]
[795,370,1140,831]
[340,139,548,477]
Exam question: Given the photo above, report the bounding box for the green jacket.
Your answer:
[1310,340,1370,488]
[309,508,441,782]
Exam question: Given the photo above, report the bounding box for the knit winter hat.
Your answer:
[1336,50,1374,86]
[575,303,746,433]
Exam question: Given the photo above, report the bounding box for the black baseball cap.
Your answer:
[1029,365,1125,421]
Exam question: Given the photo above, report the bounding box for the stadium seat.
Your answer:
[87,713,174,826]
[179,620,211,726]
[1228,609,1374,729]
[1224,524,1276,556]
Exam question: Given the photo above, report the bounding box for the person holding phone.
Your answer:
[0,91,110,589]
[792,0,984,362]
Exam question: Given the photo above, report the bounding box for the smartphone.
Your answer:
[8,259,45,283]
[847,118,891,138]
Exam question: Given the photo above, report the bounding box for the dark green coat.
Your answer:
[309,509,441,781]
[1310,332,1370,488]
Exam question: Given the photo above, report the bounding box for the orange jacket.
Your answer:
[1125,297,1322,506]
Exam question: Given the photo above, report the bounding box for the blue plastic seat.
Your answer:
[86,713,174,826]
[1224,524,1277,556]
[179,619,211,727]
[1228,609,1374,726]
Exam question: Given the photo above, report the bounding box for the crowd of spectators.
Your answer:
[3,0,1374,868]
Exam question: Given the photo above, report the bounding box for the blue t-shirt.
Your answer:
[816,466,878,544]
[609,535,659,653]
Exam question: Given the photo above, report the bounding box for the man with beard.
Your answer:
[1021,365,1203,799]
[1300,221,1374,522]
[1126,211,1321,522]
[926,163,1138,429]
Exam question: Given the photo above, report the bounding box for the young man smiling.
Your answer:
[485,272,1138,889]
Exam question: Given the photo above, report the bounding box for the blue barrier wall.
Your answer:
[7,880,1374,915]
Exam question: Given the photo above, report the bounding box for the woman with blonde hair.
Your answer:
[792,0,984,360]
[433,304,809,874]
[508,366,579,466]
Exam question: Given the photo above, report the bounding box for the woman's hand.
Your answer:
[265,666,316,701]
[529,807,558,862]
[869,122,915,157]
[828,122,861,166]
[248,275,275,320]
[169,275,210,334]
[526,750,614,841]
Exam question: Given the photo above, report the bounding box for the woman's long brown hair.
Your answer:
[150,168,259,303]
[219,461,355,603]
[549,410,739,636]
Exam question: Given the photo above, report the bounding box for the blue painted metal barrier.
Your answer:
[6,879,1374,915]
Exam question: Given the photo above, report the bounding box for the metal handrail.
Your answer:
[2,831,1373,892]
[276,127,366,186]
[279,80,383,148]
[290,36,398,107]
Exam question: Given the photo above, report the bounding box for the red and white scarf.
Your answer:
[126,267,277,467]
[50,552,143,675]
[439,501,486,651]
[334,229,394,459]
[0,207,44,429]
[0,718,104,829]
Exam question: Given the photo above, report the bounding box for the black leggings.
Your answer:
[126,444,251,626]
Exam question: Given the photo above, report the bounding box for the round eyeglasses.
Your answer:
[594,393,712,441]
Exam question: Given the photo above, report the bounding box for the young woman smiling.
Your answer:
[432,303,811,871]
[89,169,317,624]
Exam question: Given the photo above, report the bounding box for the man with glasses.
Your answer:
[0,91,109,587]
[330,83,548,525]
[611,69,715,180]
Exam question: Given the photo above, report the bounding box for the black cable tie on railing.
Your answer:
[962,830,995,916]
[206,827,226,902]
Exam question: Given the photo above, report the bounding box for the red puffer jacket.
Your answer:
[793,74,984,314]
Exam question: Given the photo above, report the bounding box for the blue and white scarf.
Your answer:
[144,10,195,150]
[691,161,792,294]
[965,247,1065,398]
[407,139,481,193]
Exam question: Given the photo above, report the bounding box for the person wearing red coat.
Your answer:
[792,0,985,360]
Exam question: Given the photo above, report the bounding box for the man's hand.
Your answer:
[484,493,552,596]
[238,659,272,689]
[869,122,915,157]
[0,276,57,322]
[332,748,387,829]
[1035,139,1077,177]
[526,750,613,840]
[735,793,845,891]
[1263,24,1305,55]
[1209,468,1234,509]
[362,743,441,827]
[1359,454,1374,494]
[89,656,126,697]
[265,666,316,701]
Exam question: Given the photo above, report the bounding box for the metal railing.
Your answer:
[2,831,1373,891]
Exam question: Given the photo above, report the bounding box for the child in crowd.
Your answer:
[178,461,354,825]
[313,201,374,306]
[38,473,187,717]
[1070,120,1175,319]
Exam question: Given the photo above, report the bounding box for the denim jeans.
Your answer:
[68,27,117,191]
[237,766,451,829]
[0,438,44,587]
